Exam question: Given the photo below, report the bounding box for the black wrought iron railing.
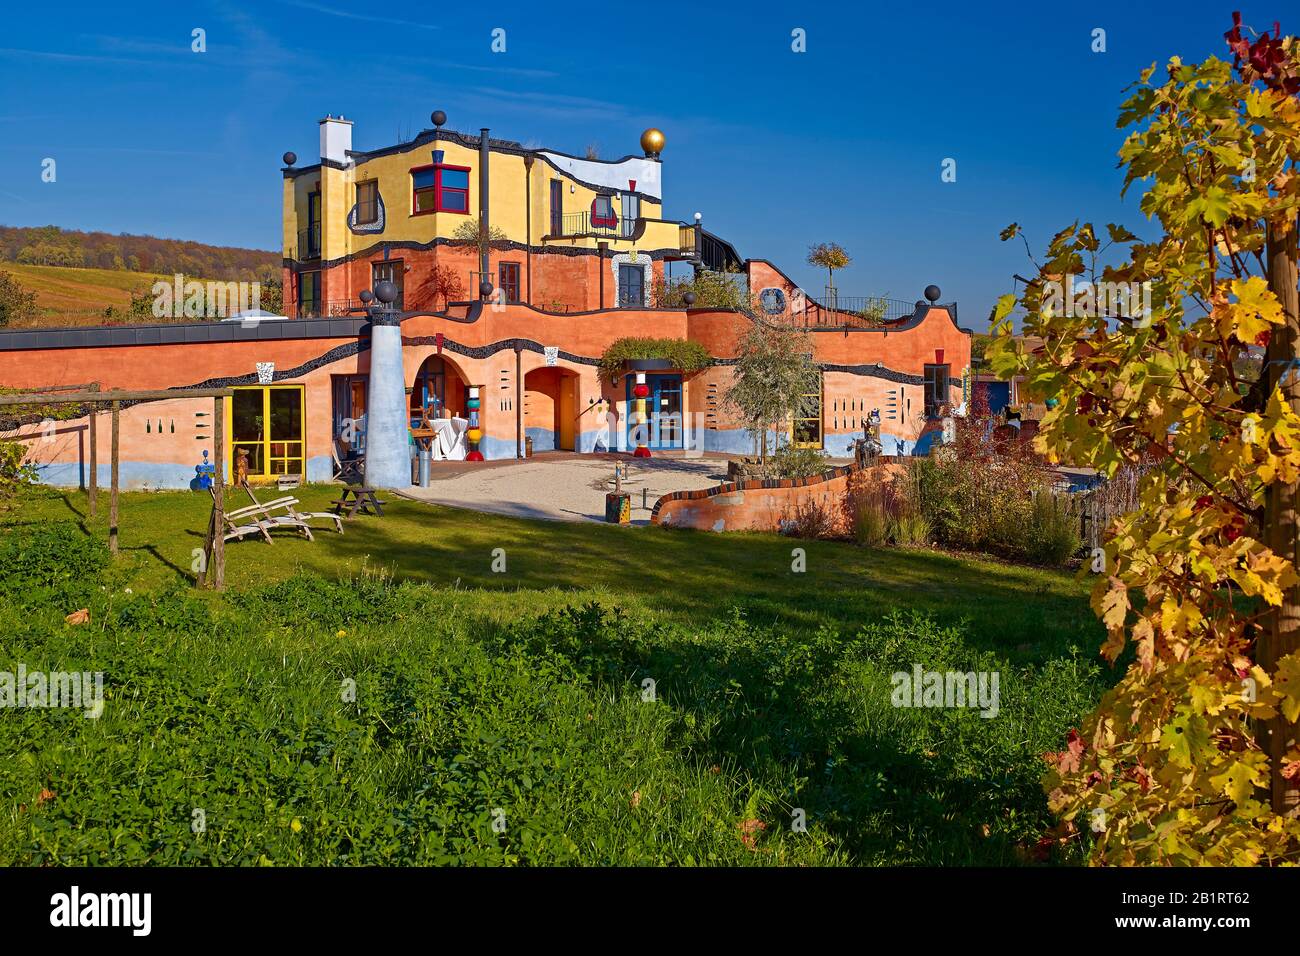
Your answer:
[548,210,628,238]
[765,294,920,330]
[288,298,366,319]
[297,223,321,260]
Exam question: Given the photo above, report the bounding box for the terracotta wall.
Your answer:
[293,246,667,315]
[0,300,970,485]
[651,460,905,533]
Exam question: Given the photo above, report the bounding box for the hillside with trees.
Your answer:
[0,224,278,283]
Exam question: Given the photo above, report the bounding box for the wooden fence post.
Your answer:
[87,382,100,517]
[87,400,97,518]
[109,400,120,554]
[211,396,225,590]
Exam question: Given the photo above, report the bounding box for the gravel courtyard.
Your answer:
[397,453,731,525]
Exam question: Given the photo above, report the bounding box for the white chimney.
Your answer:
[319,114,353,165]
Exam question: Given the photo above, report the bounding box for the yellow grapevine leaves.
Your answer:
[1003,43,1300,865]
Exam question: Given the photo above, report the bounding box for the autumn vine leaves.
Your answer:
[988,17,1300,863]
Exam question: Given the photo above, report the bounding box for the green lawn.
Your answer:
[0,486,1110,866]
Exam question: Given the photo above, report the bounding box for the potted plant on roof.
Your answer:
[598,336,711,384]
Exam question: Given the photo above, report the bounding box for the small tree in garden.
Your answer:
[725,324,820,464]
[807,242,851,295]
[989,13,1300,863]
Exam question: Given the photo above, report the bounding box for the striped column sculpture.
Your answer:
[632,372,652,458]
[466,385,485,461]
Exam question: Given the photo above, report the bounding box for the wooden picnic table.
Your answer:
[329,485,387,518]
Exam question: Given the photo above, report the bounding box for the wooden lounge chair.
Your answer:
[209,488,314,543]
[243,483,344,534]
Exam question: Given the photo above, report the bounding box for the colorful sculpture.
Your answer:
[632,372,651,458]
[466,385,484,461]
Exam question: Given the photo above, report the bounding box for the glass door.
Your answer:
[791,377,823,449]
[227,385,306,482]
[625,374,683,450]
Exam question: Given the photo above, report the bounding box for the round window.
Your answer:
[759,287,787,314]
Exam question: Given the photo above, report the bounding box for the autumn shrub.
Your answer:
[1023,493,1082,567]
[900,413,1078,565]
[852,493,890,547]
[783,494,838,540]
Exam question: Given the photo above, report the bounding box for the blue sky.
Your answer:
[0,0,1268,325]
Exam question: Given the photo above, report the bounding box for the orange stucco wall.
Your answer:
[0,301,969,486]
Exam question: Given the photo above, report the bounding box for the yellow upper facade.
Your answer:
[282,118,688,265]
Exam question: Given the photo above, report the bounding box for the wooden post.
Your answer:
[87,382,99,517]
[109,400,120,554]
[87,400,97,517]
[1261,214,1300,815]
[211,396,225,590]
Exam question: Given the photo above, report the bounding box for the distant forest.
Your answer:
[0,224,280,282]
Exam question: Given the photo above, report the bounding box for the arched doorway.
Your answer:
[524,366,579,452]
[410,354,468,426]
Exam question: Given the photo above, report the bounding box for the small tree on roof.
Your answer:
[807,242,851,293]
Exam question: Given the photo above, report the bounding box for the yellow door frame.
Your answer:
[790,376,824,449]
[224,384,306,484]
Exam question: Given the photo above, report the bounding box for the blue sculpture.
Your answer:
[191,449,215,491]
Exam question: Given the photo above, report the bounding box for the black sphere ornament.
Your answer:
[374,280,399,305]
[682,291,697,307]
[924,285,941,303]
[479,280,494,298]
[282,151,297,166]
[359,289,374,304]
[431,110,447,128]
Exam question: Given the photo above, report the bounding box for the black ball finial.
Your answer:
[359,289,374,304]
[282,151,297,166]
[431,110,447,128]
[924,284,941,303]
[682,291,697,307]
[479,280,494,298]
[374,280,399,305]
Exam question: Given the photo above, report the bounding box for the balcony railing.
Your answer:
[547,210,637,239]
[297,223,321,260]
[765,294,920,330]
[289,298,366,319]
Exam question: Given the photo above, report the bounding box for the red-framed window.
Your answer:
[411,163,470,215]
[591,195,617,229]
[498,262,521,303]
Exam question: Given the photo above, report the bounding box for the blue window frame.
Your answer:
[625,374,684,450]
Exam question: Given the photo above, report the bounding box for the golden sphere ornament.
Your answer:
[640,128,665,157]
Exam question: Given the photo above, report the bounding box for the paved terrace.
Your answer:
[397,452,733,525]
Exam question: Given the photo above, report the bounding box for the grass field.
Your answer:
[2,262,175,326]
[0,486,1112,865]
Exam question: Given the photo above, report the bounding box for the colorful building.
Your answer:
[0,113,972,490]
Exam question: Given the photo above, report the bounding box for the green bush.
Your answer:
[0,438,38,504]
[0,520,107,609]
[769,444,830,480]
